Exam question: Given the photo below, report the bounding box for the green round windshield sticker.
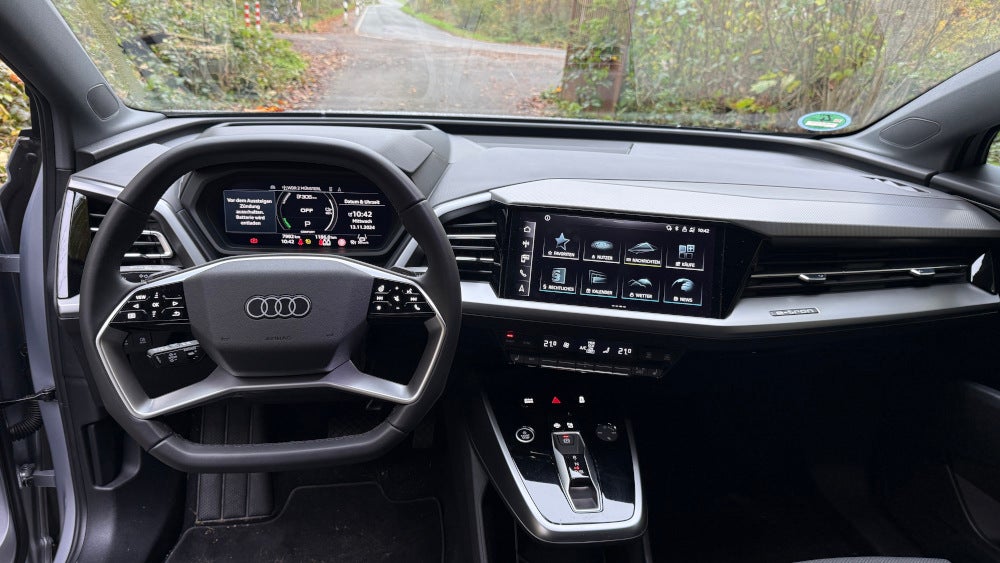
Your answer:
[797,111,852,132]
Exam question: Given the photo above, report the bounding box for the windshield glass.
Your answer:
[54,0,1000,134]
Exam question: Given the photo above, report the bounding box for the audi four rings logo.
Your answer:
[245,295,312,319]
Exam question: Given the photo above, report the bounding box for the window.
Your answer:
[0,62,29,183]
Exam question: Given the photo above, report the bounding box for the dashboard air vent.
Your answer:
[443,208,499,281]
[743,244,983,298]
[87,198,174,262]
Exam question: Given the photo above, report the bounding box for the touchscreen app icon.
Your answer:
[628,278,653,289]
[551,267,568,284]
[588,270,608,284]
[590,240,614,251]
[678,244,695,260]
[628,242,657,254]
[672,278,696,292]
[554,233,571,250]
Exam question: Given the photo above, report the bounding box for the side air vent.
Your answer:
[743,244,985,298]
[87,198,174,262]
[443,208,499,281]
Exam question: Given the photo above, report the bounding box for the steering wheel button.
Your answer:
[162,288,184,299]
[114,310,148,324]
[403,302,430,314]
[131,292,150,301]
[163,307,188,320]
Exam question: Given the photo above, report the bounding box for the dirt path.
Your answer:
[279,0,564,115]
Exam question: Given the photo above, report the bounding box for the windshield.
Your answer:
[54,0,1000,135]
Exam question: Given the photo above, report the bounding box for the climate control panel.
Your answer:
[501,329,678,378]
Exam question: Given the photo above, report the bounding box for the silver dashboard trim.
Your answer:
[94,255,447,420]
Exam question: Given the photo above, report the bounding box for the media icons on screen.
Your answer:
[551,267,568,284]
[623,240,663,267]
[669,241,704,269]
[540,265,577,294]
[583,239,620,263]
[542,230,579,259]
[622,275,659,302]
[665,276,702,306]
[581,268,617,298]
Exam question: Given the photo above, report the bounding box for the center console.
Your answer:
[466,381,645,543]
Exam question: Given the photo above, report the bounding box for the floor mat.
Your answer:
[166,483,442,563]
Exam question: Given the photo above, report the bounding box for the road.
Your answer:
[282,0,565,114]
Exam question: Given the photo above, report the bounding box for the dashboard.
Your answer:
[58,122,1000,349]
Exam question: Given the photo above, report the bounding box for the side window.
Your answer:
[990,132,1000,167]
[0,62,29,183]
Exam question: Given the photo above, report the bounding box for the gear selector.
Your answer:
[552,431,602,512]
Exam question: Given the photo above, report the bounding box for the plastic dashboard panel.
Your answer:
[489,179,1000,239]
[58,126,1000,339]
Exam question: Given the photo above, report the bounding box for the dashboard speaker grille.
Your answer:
[743,244,986,298]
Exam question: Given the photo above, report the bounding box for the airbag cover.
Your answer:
[182,257,372,377]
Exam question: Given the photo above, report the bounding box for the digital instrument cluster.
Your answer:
[217,174,395,251]
[503,210,721,317]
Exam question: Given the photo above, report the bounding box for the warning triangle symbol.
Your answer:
[551,396,561,404]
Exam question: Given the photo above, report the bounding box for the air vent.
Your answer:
[443,208,499,281]
[743,244,983,298]
[87,198,174,262]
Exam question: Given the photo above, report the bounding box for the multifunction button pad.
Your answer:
[145,340,204,368]
[112,283,188,326]
[368,279,433,318]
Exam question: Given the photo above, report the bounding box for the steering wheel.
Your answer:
[78,136,461,472]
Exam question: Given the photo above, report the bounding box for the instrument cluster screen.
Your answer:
[504,210,721,317]
[220,175,394,251]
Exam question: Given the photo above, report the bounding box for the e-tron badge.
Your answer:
[245,295,312,319]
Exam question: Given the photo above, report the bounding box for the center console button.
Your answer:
[595,423,619,442]
[515,426,535,444]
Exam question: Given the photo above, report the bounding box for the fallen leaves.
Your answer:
[282,49,347,107]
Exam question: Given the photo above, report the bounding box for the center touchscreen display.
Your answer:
[505,210,720,317]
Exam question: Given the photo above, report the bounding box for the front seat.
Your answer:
[798,558,950,563]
